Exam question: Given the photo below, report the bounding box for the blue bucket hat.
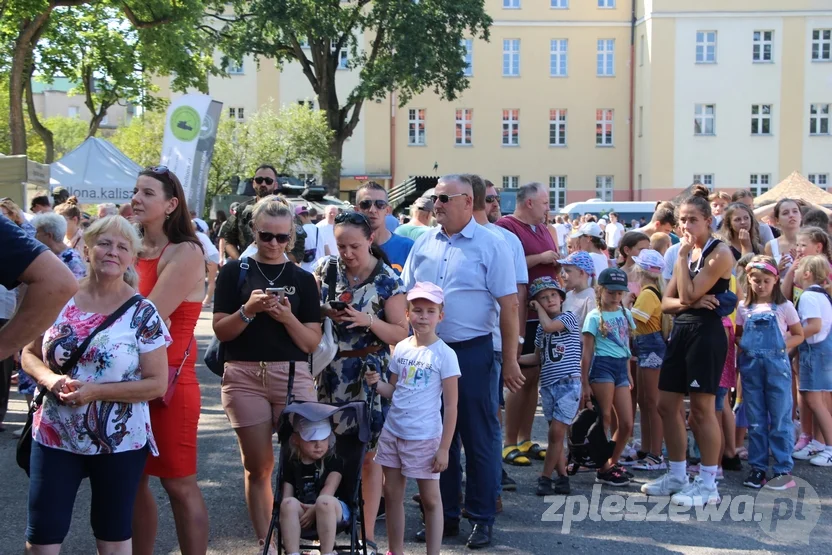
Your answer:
[557,251,596,277]
[528,277,566,300]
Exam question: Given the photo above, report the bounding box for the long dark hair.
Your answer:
[138,167,201,250]
[334,211,391,267]
[718,202,762,253]
[617,231,650,267]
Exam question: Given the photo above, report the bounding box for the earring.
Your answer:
[165,214,170,220]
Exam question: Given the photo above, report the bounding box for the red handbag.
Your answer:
[159,338,193,406]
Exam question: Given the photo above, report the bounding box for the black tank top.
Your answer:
[676,238,730,323]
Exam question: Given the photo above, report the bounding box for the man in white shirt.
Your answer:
[315,205,340,257]
[605,212,625,258]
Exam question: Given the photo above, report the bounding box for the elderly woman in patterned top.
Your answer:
[33,213,87,280]
[20,215,170,554]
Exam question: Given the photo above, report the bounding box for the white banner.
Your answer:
[160,94,222,216]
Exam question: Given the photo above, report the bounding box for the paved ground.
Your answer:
[1,309,831,554]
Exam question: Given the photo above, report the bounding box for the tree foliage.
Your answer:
[208,0,491,193]
[108,110,165,167]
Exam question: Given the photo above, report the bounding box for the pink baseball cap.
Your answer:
[406,281,444,304]
[294,205,309,215]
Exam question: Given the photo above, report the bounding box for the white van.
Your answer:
[555,199,656,225]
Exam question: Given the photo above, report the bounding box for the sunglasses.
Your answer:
[256,230,291,244]
[335,211,372,229]
[145,165,171,176]
[430,193,468,204]
[254,176,275,185]
[485,195,500,204]
[357,199,388,211]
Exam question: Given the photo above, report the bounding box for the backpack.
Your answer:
[204,257,250,376]
[567,398,615,475]
[646,286,673,342]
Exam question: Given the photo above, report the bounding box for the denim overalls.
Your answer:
[738,304,794,474]
[797,287,832,391]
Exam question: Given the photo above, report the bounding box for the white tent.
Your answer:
[49,137,142,204]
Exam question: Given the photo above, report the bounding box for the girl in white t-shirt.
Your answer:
[793,255,832,466]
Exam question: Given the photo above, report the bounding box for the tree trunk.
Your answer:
[322,135,344,197]
[24,67,54,163]
[9,12,52,155]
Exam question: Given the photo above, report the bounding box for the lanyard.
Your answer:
[689,237,716,275]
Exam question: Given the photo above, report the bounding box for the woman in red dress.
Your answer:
[131,167,209,554]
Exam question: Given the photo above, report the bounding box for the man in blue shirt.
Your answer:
[402,174,524,549]
[355,181,413,274]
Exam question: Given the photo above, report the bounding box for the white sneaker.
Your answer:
[671,476,721,508]
[810,449,832,467]
[794,440,825,460]
[641,472,689,496]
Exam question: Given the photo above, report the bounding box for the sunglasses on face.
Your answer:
[430,193,468,204]
[254,176,275,185]
[257,230,291,244]
[357,199,388,211]
[485,195,500,204]
[335,211,372,229]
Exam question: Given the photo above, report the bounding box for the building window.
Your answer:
[752,31,773,62]
[100,114,109,126]
[808,174,829,189]
[693,174,715,189]
[336,49,348,70]
[227,59,244,74]
[68,106,79,118]
[228,107,245,121]
[696,31,717,63]
[597,39,615,76]
[408,108,426,145]
[551,0,568,8]
[812,29,831,61]
[502,176,519,189]
[298,100,315,110]
[596,109,614,146]
[503,39,520,76]
[598,0,615,7]
[502,109,519,146]
[503,0,520,9]
[549,109,567,146]
[549,176,566,210]
[596,176,614,201]
[455,109,472,146]
[550,39,568,77]
[749,174,771,196]
[639,34,645,66]
[638,106,643,137]
[810,104,830,135]
[297,173,316,184]
[694,104,715,135]
[462,39,473,76]
[751,104,772,135]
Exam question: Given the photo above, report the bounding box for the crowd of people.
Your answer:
[3,169,832,555]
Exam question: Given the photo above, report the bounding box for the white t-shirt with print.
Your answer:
[384,337,461,441]
[797,290,832,344]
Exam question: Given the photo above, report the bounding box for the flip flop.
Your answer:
[502,445,531,466]
[518,440,546,461]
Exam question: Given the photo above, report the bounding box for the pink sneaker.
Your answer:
[794,433,812,452]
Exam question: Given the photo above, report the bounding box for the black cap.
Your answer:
[598,267,629,292]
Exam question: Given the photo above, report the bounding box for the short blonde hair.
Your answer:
[83,215,141,287]
[250,195,296,251]
[795,254,830,286]
[650,232,671,254]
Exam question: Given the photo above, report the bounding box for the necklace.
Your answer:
[254,258,287,286]
[347,258,376,285]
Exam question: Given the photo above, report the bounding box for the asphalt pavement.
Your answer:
[1,309,830,554]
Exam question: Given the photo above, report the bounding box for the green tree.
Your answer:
[108,110,165,167]
[209,0,491,194]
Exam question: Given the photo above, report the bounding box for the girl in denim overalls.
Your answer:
[735,256,805,490]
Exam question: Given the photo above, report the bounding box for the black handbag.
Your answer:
[17,294,142,475]
[205,257,249,377]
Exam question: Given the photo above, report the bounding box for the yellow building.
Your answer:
[156,1,832,205]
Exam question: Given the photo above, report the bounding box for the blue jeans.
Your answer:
[738,307,793,474]
[441,335,499,526]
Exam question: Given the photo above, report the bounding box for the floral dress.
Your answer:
[315,257,406,438]
[33,297,171,455]
[60,248,87,280]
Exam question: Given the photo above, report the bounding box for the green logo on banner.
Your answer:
[170,106,201,142]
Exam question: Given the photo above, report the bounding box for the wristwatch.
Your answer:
[518,337,525,345]
[239,305,255,324]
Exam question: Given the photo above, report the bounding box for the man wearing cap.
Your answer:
[395,197,434,241]
[605,212,625,259]
[571,222,612,278]
[51,186,70,208]
[316,205,340,257]
[402,174,523,549]
[355,181,413,274]
[495,181,559,470]
[296,205,324,272]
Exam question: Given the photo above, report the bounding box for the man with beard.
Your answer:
[221,164,305,262]
[355,181,413,274]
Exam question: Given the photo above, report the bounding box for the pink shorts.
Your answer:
[221,360,316,429]
[373,427,441,480]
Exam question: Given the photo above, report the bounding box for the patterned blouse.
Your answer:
[60,248,87,280]
[33,297,171,456]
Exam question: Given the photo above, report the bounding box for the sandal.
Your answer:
[502,445,531,466]
[518,440,546,461]
[363,539,378,555]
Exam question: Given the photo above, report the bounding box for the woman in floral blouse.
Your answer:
[32,213,87,280]
[314,211,408,554]
[21,215,170,554]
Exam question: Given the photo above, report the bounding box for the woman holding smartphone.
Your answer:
[212,195,322,554]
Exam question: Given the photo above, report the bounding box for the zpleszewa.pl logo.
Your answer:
[542,478,820,543]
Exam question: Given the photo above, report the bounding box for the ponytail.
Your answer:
[371,244,391,268]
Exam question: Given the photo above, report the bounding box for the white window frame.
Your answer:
[455,109,472,146]
[227,59,244,74]
[812,29,832,61]
[694,104,716,135]
[228,107,245,122]
[461,39,473,76]
[68,106,80,118]
[549,109,567,146]
[551,0,568,8]
[598,0,615,7]
[336,49,348,70]
[596,176,614,201]
[751,104,772,135]
[297,172,317,184]
[810,104,830,135]
[550,39,568,77]
[596,109,614,146]
[408,108,426,146]
[503,0,520,9]
[752,30,773,63]
[808,174,829,189]
[749,174,771,196]
[502,109,520,146]
[502,176,520,189]
[693,174,714,189]
[549,176,567,210]
[503,39,520,77]
[696,31,717,63]
[597,39,615,76]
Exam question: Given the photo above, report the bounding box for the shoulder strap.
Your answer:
[325,256,338,302]
[802,285,832,309]
[701,238,721,260]
[237,256,249,289]
[645,286,661,300]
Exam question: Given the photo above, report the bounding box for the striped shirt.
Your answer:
[535,311,582,386]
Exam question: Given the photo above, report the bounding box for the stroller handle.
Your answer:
[287,360,296,405]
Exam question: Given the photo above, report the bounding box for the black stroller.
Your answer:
[263,361,375,555]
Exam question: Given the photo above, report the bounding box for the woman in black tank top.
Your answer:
[641,195,735,505]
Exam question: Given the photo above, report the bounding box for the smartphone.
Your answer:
[329,301,348,311]
[266,287,285,302]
